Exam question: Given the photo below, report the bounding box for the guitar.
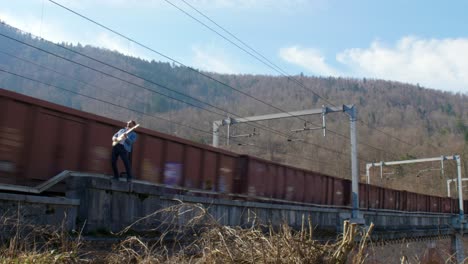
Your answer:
[112,124,140,147]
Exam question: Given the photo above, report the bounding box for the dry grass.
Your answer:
[0,206,83,263]
[0,202,375,264]
[104,202,374,264]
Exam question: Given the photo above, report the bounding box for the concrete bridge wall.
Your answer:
[64,175,456,239]
[0,192,78,231]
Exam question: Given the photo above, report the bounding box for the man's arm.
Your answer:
[125,132,137,145]
[113,129,125,141]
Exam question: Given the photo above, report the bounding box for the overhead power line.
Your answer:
[0,31,361,162]
[0,67,350,174]
[46,0,402,160]
[166,0,434,153]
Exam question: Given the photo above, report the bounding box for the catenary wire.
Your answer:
[167,0,433,153]
[0,67,350,174]
[0,31,359,161]
[47,0,403,160]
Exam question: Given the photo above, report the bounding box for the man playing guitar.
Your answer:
[111,120,138,182]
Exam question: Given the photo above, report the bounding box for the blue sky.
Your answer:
[1,0,468,94]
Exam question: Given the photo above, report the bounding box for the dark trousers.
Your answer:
[111,144,132,180]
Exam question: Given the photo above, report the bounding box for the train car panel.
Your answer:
[57,115,86,174]
[249,160,268,196]
[1,89,465,216]
[429,196,440,213]
[218,154,235,193]
[83,121,115,176]
[332,178,349,206]
[293,170,305,202]
[162,141,184,186]
[201,150,217,191]
[274,165,285,199]
[139,135,164,183]
[27,109,62,180]
[407,192,419,211]
[0,99,29,184]
[183,146,202,189]
[359,183,368,209]
[367,185,381,209]
[441,197,452,213]
[264,163,277,198]
[305,172,327,204]
[383,188,397,210]
[285,167,296,201]
[416,194,428,212]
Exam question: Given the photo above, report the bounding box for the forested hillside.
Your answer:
[0,21,467,196]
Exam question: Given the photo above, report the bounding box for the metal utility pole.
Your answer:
[447,178,468,198]
[365,155,463,216]
[212,105,362,221]
[212,109,328,147]
[366,155,465,263]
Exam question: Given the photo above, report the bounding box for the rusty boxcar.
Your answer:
[0,88,238,193]
[0,88,460,214]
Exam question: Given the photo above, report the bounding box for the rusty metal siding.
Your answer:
[163,141,184,186]
[416,194,427,212]
[304,172,321,204]
[405,192,416,211]
[367,185,381,209]
[139,136,164,183]
[303,173,314,204]
[0,99,28,184]
[274,165,285,199]
[218,154,235,193]
[284,167,296,201]
[359,183,368,209]
[383,188,397,210]
[234,155,248,194]
[441,197,452,213]
[27,110,62,180]
[183,146,202,189]
[1,88,466,216]
[201,151,217,191]
[331,178,350,206]
[84,121,115,175]
[264,163,276,198]
[293,170,305,202]
[246,158,267,197]
[56,115,86,174]
[395,191,402,211]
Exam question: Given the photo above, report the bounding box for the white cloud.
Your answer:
[279,46,340,76]
[191,45,239,74]
[0,10,153,61]
[336,37,468,93]
[280,37,468,94]
[95,33,153,60]
[0,10,76,44]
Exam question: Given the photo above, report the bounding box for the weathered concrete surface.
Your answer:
[65,175,457,240]
[0,192,79,230]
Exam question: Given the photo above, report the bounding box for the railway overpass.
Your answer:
[0,171,467,262]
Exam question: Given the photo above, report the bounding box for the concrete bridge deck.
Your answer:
[0,172,462,241]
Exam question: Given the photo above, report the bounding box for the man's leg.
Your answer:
[111,146,120,179]
[120,150,133,182]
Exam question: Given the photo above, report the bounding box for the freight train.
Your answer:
[0,88,462,214]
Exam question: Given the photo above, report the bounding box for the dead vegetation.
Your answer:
[0,208,83,263]
[0,202,385,264]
